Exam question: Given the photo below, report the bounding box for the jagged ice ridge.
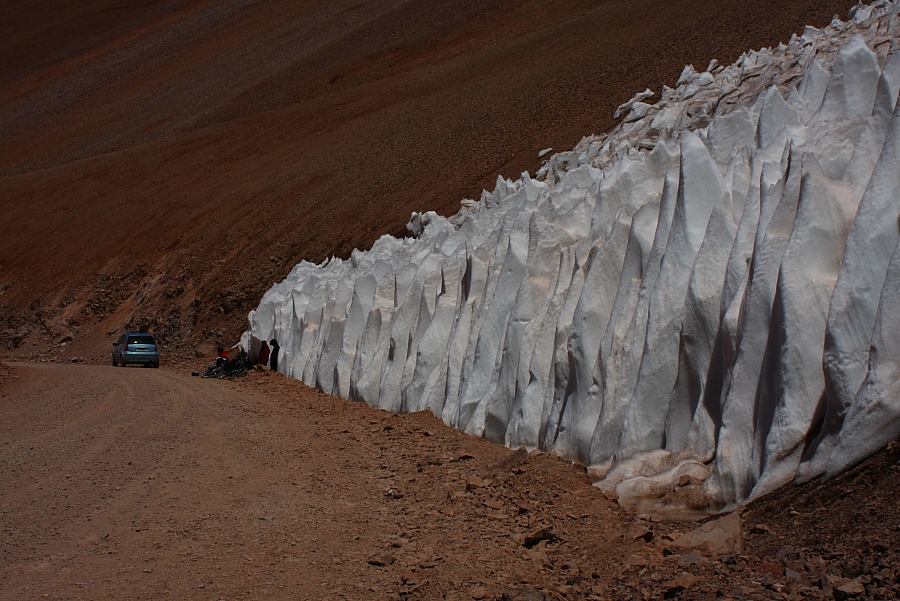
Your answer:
[245,1,900,512]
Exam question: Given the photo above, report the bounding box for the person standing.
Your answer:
[258,340,270,367]
[269,338,280,372]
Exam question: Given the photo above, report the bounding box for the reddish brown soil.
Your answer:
[0,0,858,361]
[4,361,900,601]
[0,361,629,600]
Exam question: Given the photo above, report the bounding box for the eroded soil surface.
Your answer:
[4,361,900,601]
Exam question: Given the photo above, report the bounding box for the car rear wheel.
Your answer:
[112,355,118,367]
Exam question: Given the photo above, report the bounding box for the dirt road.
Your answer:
[0,362,629,600]
[6,362,900,601]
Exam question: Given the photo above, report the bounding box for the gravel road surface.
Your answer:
[0,363,626,600]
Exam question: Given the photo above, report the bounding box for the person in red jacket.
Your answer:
[207,346,229,371]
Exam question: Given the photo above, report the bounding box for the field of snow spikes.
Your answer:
[246,0,900,513]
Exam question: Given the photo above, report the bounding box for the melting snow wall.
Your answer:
[246,1,900,512]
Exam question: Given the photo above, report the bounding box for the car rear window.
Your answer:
[127,335,156,345]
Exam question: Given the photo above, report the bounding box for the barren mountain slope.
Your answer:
[0,0,857,359]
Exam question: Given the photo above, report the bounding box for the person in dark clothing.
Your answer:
[258,340,270,367]
[269,339,280,372]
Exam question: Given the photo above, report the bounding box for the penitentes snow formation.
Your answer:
[246,1,900,513]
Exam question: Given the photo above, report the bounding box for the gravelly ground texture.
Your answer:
[0,0,858,361]
[3,361,899,601]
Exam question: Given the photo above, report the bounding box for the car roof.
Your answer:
[125,332,156,337]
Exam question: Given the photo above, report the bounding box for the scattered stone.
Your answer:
[367,552,396,566]
[760,573,781,592]
[513,499,536,513]
[484,498,504,510]
[749,523,770,535]
[502,589,547,601]
[417,454,442,468]
[525,542,549,562]
[624,522,653,543]
[625,554,650,567]
[676,553,703,567]
[835,581,866,598]
[523,527,557,548]
[669,511,742,555]
[466,477,492,490]
[777,546,798,562]
[470,585,488,599]
[664,573,699,595]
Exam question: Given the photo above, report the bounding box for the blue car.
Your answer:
[112,333,160,368]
